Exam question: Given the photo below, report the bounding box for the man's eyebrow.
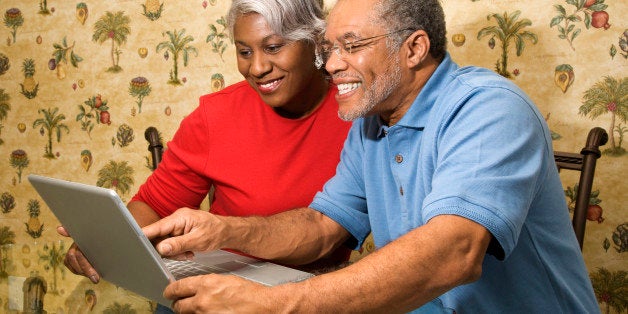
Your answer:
[323,31,360,43]
[340,31,360,40]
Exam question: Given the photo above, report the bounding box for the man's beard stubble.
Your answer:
[337,56,402,121]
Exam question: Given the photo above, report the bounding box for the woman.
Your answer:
[60,0,351,309]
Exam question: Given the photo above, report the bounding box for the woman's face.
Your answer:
[233,13,321,113]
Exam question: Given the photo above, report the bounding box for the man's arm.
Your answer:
[143,207,351,265]
[161,214,491,313]
[273,214,491,313]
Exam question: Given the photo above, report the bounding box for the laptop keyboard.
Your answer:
[163,258,224,280]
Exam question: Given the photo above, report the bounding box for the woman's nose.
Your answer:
[249,53,272,77]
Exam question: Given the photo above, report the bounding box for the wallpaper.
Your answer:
[0,0,625,313]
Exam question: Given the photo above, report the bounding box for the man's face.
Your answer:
[324,0,402,121]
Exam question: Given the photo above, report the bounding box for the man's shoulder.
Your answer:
[453,66,512,87]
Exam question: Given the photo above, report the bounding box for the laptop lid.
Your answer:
[27,174,313,306]
[28,174,175,304]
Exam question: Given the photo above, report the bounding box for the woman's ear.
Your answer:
[404,30,430,69]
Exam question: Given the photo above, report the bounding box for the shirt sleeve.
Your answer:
[421,86,550,259]
[310,121,372,249]
[131,99,213,217]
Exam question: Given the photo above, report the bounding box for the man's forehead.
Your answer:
[325,0,380,39]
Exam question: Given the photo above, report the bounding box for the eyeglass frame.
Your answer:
[320,28,415,61]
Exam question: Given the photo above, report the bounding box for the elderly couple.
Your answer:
[59,0,598,313]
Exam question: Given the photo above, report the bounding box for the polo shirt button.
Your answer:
[395,154,403,163]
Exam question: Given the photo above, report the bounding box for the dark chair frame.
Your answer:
[145,126,163,171]
[554,127,608,250]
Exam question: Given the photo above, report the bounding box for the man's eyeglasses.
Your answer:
[321,28,414,61]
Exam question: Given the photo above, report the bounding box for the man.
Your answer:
[143,0,599,312]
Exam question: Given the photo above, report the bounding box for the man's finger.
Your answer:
[155,233,196,257]
[164,276,200,300]
[142,214,179,240]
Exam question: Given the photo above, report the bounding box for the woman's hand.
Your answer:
[57,226,101,284]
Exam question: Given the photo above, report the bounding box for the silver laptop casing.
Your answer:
[28,174,313,306]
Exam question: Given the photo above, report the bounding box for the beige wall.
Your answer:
[0,0,625,312]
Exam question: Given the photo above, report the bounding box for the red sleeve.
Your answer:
[131,97,213,217]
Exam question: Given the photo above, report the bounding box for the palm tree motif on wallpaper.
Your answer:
[590,267,627,314]
[38,241,66,295]
[477,11,538,79]
[38,0,51,15]
[32,107,69,159]
[550,0,609,51]
[0,226,16,279]
[157,29,198,85]
[104,302,138,314]
[579,76,627,156]
[97,160,134,198]
[0,89,10,145]
[93,11,131,73]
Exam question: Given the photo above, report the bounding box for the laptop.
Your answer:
[28,174,314,306]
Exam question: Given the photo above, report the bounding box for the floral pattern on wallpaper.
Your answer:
[0,0,625,313]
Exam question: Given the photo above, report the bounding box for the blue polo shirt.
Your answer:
[310,53,598,313]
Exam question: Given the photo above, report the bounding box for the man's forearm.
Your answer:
[222,207,350,265]
[274,215,491,313]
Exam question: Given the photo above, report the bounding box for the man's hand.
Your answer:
[142,208,227,259]
[165,274,278,313]
[56,226,100,284]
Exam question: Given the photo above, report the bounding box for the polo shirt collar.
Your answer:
[378,52,458,134]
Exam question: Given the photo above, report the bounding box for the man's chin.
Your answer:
[337,107,356,121]
[338,109,368,121]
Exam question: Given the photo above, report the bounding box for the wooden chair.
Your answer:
[554,127,608,250]
[145,126,163,171]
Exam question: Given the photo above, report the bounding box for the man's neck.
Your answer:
[382,56,440,126]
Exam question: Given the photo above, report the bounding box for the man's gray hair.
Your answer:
[375,0,447,61]
[227,0,326,45]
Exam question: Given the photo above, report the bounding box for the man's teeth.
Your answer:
[338,82,361,95]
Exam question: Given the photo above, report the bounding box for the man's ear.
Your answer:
[404,30,430,69]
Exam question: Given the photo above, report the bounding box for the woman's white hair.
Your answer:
[226,0,326,45]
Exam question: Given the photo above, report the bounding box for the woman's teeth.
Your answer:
[260,79,280,90]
